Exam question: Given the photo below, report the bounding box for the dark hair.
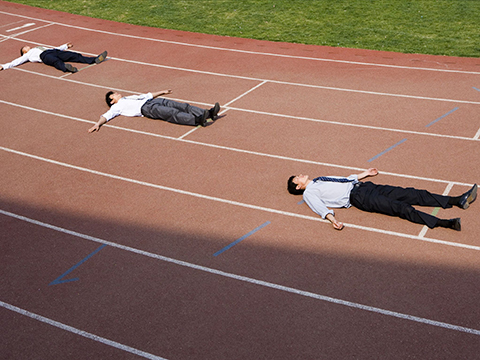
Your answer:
[105,91,115,107]
[287,175,304,195]
[20,46,27,56]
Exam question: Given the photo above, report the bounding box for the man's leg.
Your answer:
[56,50,97,65]
[350,182,457,229]
[141,98,205,126]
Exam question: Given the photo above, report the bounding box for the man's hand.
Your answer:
[67,43,73,48]
[88,116,108,133]
[88,124,100,133]
[326,213,344,230]
[0,65,3,71]
[366,168,378,176]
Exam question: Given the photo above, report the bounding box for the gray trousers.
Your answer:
[140,98,204,126]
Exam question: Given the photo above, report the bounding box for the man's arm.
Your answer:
[326,213,344,230]
[150,89,172,98]
[88,116,108,133]
[357,168,378,180]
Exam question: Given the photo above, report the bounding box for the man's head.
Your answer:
[20,46,31,56]
[287,174,309,195]
[105,91,122,107]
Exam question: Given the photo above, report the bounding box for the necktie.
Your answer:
[313,176,354,183]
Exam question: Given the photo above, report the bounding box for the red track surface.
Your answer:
[1,2,480,359]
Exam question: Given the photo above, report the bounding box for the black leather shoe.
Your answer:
[65,64,78,73]
[458,184,477,209]
[209,102,220,119]
[196,110,208,127]
[450,218,461,231]
[95,51,108,64]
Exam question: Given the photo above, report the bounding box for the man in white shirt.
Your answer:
[88,89,220,132]
[288,168,477,231]
[0,43,107,73]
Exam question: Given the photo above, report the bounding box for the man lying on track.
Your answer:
[88,90,220,132]
[1,42,107,73]
[288,168,477,231]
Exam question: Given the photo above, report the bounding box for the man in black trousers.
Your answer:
[1,42,107,73]
[288,168,476,231]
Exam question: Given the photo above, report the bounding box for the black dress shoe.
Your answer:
[209,102,220,119]
[65,64,78,73]
[196,110,208,127]
[458,184,477,209]
[95,51,108,64]
[450,218,461,231]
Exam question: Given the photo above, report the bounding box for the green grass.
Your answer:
[9,0,480,57]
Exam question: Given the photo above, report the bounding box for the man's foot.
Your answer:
[196,110,208,127]
[450,218,461,231]
[458,184,477,209]
[65,64,78,73]
[95,51,108,64]
[208,102,220,119]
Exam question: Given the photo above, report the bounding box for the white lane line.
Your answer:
[474,127,480,140]
[1,209,480,336]
[418,182,455,238]
[1,23,53,39]
[1,9,479,75]
[6,22,35,32]
[0,301,167,360]
[1,146,478,250]
[0,99,474,186]
[177,80,267,140]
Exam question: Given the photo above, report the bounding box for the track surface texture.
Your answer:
[1,2,480,359]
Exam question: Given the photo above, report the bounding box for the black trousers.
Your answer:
[349,181,451,228]
[40,49,96,72]
[141,98,204,126]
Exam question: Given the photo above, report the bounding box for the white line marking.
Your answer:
[1,209,480,336]
[223,80,268,107]
[474,127,480,140]
[418,182,455,238]
[1,23,53,39]
[0,99,474,186]
[0,146,478,250]
[6,22,35,32]
[0,300,167,360]
[177,126,200,140]
[1,9,479,75]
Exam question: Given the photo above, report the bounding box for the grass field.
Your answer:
[8,0,480,57]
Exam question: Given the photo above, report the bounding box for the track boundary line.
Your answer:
[0,99,474,186]
[1,9,480,75]
[1,146,478,250]
[0,300,167,360]
[1,209,480,336]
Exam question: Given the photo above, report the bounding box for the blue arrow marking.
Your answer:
[49,244,107,285]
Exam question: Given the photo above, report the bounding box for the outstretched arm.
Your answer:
[357,168,378,180]
[88,116,108,133]
[150,89,172,98]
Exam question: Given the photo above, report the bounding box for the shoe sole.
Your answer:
[95,51,108,64]
[463,184,477,209]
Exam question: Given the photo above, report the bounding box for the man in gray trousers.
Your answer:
[88,89,220,132]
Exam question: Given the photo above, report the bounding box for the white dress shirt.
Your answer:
[101,93,154,122]
[2,44,68,69]
[303,175,359,219]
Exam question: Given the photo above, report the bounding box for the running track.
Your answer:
[1,2,480,359]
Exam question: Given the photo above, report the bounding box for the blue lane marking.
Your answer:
[213,221,271,257]
[426,107,459,128]
[473,87,480,92]
[297,200,305,205]
[367,138,407,162]
[49,244,107,285]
